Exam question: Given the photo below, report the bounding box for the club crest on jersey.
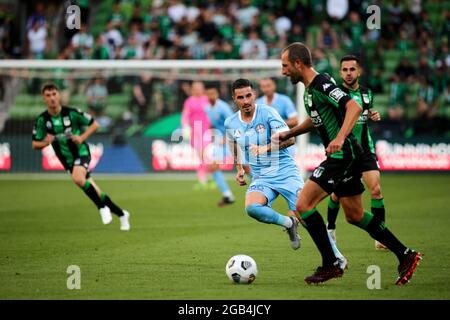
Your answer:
[234,129,241,138]
[362,94,370,104]
[255,123,266,133]
[63,116,71,126]
[307,94,313,107]
[46,121,52,129]
[329,88,346,102]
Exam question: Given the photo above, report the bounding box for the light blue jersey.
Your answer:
[256,93,298,121]
[256,93,298,156]
[205,99,234,162]
[205,98,234,135]
[225,104,303,210]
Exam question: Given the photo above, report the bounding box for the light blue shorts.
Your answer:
[246,176,304,211]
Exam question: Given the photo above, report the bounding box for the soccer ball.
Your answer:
[225,254,258,284]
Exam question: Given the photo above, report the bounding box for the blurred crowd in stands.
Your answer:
[0,0,448,137]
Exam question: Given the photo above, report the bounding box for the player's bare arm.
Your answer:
[326,99,362,155]
[228,140,247,186]
[275,118,314,142]
[32,134,54,150]
[71,120,99,145]
[369,109,381,121]
[285,116,299,128]
[249,136,295,156]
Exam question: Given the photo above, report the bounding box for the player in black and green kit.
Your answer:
[32,83,130,231]
[326,55,387,250]
[276,42,421,285]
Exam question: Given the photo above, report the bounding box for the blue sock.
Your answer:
[212,171,231,195]
[245,203,291,227]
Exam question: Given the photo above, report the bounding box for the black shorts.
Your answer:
[356,152,380,172]
[66,156,91,179]
[309,157,365,198]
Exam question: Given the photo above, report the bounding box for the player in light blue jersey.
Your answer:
[226,79,347,261]
[256,78,298,156]
[256,78,299,128]
[204,84,235,207]
[225,78,302,249]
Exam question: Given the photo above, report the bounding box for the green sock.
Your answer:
[352,211,407,261]
[371,198,385,222]
[81,181,103,209]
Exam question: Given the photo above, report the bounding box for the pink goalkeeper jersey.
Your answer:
[181,95,211,150]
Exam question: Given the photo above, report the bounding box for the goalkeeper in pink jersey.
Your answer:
[181,81,212,187]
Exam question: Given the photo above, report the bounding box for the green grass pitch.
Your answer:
[0,173,449,300]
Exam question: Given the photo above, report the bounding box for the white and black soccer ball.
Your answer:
[225,254,258,284]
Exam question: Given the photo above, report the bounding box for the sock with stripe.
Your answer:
[81,181,103,209]
[371,198,385,222]
[351,211,407,261]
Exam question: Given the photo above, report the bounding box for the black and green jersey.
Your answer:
[32,106,94,169]
[304,73,360,160]
[340,84,376,155]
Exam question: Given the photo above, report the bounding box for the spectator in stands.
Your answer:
[86,76,110,130]
[234,0,259,28]
[110,0,125,31]
[316,21,340,50]
[313,48,333,76]
[102,20,123,59]
[92,36,110,60]
[128,72,154,124]
[326,0,349,22]
[120,35,144,59]
[27,20,47,59]
[144,32,165,59]
[388,74,408,121]
[288,24,306,44]
[395,57,416,83]
[26,2,46,30]
[345,11,364,51]
[240,30,267,60]
[71,23,94,59]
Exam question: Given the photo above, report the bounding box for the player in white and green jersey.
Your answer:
[32,83,130,231]
[277,42,421,285]
[326,55,387,250]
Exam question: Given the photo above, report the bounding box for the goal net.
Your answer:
[0,59,312,175]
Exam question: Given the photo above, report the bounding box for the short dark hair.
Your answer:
[41,83,59,94]
[282,42,312,67]
[231,78,253,94]
[340,55,360,66]
[205,82,220,91]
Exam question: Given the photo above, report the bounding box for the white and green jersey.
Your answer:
[32,106,94,169]
[340,84,376,155]
[304,73,361,160]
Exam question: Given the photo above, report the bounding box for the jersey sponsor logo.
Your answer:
[322,83,331,91]
[362,93,370,104]
[312,166,324,178]
[310,110,323,126]
[256,123,266,133]
[63,116,71,126]
[329,88,347,103]
[342,176,353,183]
